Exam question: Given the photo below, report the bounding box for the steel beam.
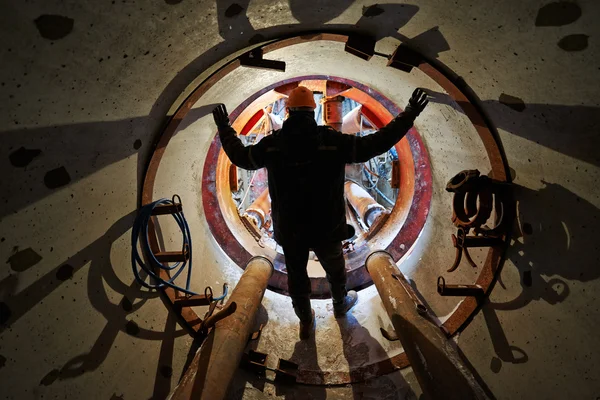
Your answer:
[366,251,491,400]
[169,256,274,400]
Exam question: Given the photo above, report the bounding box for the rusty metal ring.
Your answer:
[204,286,213,301]
[172,194,182,208]
[452,188,493,228]
[437,276,446,294]
[465,191,478,218]
[141,33,513,385]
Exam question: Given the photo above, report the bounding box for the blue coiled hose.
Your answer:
[131,196,227,301]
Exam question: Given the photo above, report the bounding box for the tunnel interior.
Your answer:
[1,1,599,399]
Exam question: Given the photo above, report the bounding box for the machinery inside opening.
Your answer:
[229,80,402,259]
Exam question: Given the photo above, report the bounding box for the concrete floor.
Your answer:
[1,1,599,399]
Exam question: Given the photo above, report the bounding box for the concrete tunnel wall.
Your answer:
[1,1,599,399]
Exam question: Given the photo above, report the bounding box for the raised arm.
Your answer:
[213,104,266,170]
[338,88,429,164]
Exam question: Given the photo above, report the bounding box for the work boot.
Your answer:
[299,309,315,340]
[333,290,358,318]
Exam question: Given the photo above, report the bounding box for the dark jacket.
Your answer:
[219,111,416,247]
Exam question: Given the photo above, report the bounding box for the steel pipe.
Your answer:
[169,256,274,400]
[366,251,491,400]
[344,181,386,228]
[341,104,363,134]
[341,105,374,134]
[244,188,271,229]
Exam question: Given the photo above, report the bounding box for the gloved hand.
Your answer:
[405,88,429,117]
[212,103,230,129]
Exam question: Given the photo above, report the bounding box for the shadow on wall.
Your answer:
[4,0,596,223]
[1,211,142,331]
[1,1,440,392]
[426,90,600,168]
[499,182,599,309]
[0,104,219,220]
[476,181,599,373]
[0,211,188,393]
[2,0,595,391]
[1,1,452,221]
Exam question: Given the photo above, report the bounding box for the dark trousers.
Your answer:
[282,241,347,322]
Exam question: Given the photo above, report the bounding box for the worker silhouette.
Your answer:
[213,87,428,339]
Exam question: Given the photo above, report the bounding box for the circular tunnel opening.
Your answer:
[231,80,399,246]
[203,75,432,297]
[144,33,511,384]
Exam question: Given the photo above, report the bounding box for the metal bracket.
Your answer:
[151,194,183,216]
[387,44,422,72]
[275,359,298,385]
[380,327,399,341]
[249,323,265,341]
[344,34,376,61]
[448,227,505,272]
[173,293,212,309]
[151,202,182,215]
[437,276,485,297]
[445,169,511,273]
[154,244,189,263]
[241,349,269,376]
[240,350,298,384]
[240,48,286,72]
[197,302,237,337]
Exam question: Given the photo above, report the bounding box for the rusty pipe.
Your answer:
[344,181,386,228]
[341,104,362,134]
[244,188,271,229]
[199,301,237,334]
[341,105,374,134]
[366,251,491,400]
[169,256,274,400]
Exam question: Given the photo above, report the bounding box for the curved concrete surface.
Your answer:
[1,1,599,399]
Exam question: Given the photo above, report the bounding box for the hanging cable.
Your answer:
[375,187,396,206]
[131,196,229,300]
[131,196,194,295]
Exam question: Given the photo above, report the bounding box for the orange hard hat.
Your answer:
[287,86,317,109]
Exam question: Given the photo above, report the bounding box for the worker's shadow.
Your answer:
[278,331,327,400]
[336,314,418,399]
[227,311,413,400]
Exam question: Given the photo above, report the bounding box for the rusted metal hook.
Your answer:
[448,227,503,272]
[448,228,477,272]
